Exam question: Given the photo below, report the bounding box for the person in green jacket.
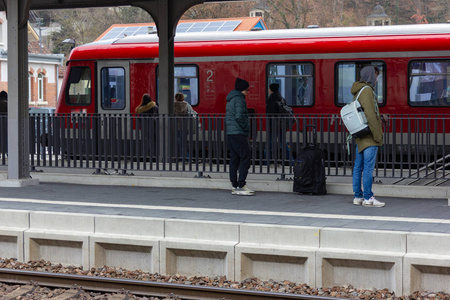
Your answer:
[225,78,254,196]
[351,66,385,207]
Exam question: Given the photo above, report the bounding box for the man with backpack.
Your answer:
[351,66,385,208]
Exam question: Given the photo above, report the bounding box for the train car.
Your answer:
[53,24,450,167]
[57,24,450,117]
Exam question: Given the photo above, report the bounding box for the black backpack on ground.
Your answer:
[293,125,327,195]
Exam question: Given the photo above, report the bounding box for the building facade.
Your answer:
[0,11,64,108]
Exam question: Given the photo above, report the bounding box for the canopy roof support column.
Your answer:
[136,0,205,115]
[1,0,38,187]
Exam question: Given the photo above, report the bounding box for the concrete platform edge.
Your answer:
[18,172,450,200]
[1,211,449,296]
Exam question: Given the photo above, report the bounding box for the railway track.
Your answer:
[0,268,346,300]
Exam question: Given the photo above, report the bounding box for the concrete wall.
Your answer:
[0,209,449,296]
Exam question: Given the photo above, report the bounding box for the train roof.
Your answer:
[85,23,450,46]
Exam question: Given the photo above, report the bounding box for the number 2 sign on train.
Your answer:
[56,23,450,117]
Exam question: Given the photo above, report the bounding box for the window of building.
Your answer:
[409,60,450,107]
[66,67,91,105]
[101,67,125,110]
[335,61,386,106]
[37,74,44,101]
[157,65,199,106]
[28,73,31,102]
[0,22,3,44]
[267,63,314,106]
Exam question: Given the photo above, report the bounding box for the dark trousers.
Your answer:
[227,134,251,188]
[265,118,290,163]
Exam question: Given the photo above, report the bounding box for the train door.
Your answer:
[96,61,132,156]
[97,61,130,114]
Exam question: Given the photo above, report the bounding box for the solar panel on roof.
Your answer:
[99,20,242,41]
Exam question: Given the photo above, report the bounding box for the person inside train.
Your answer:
[225,78,254,196]
[351,66,385,208]
[265,83,291,164]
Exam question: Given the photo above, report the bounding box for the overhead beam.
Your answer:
[0,0,243,11]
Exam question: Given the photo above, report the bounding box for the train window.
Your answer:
[156,65,199,106]
[336,62,385,106]
[267,63,313,106]
[66,67,91,105]
[409,60,450,107]
[101,67,126,110]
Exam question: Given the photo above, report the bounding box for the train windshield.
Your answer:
[66,67,91,105]
[336,61,385,106]
[267,63,314,107]
[409,60,450,107]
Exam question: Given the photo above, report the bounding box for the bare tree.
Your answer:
[50,7,152,56]
[263,0,312,29]
[184,2,255,20]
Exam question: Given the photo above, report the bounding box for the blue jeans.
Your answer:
[352,145,378,200]
[227,135,251,188]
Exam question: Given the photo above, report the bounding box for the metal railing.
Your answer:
[1,113,449,184]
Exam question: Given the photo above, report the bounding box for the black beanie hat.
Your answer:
[269,83,279,92]
[235,78,250,91]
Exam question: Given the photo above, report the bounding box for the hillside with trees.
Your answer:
[32,0,449,57]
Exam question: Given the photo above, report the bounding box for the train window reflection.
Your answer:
[101,67,125,110]
[336,61,385,106]
[66,67,91,105]
[409,60,450,107]
[157,65,199,106]
[267,63,314,107]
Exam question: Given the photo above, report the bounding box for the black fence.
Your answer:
[0,113,449,183]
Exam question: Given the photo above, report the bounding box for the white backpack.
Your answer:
[340,86,373,138]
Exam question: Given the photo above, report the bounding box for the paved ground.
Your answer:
[0,180,449,233]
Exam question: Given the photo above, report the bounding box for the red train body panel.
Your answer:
[57,24,450,118]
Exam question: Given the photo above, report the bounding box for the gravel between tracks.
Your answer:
[0,258,449,300]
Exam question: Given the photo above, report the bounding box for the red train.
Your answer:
[57,24,450,117]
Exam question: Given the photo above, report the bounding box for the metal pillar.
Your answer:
[136,0,205,114]
[135,0,205,163]
[2,0,38,186]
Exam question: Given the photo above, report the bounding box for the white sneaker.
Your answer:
[362,196,385,208]
[353,197,363,206]
[232,185,255,196]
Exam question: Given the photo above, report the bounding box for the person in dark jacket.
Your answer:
[174,92,198,161]
[135,93,158,156]
[135,94,158,115]
[225,78,254,196]
[351,66,385,208]
[0,91,7,114]
[265,83,291,164]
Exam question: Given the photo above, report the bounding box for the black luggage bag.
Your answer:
[293,125,327,195]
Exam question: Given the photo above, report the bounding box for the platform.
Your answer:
[0,170,449,296]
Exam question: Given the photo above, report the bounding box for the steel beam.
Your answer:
[3,0,38,186]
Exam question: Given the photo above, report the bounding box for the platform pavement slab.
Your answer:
[0,175,449,233]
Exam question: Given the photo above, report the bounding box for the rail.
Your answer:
[0,268,345,300]
[0,113,449,183]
